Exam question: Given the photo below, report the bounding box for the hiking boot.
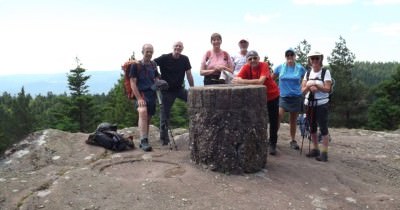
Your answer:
[290,140,300,150]
[316,152,328,162]
[306,149,320,158]
[269,144,277,156]
[139,138,152,152]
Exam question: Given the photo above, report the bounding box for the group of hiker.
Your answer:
[125,32,333,162]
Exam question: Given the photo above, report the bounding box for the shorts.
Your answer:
[279,96,302,112]
[135,90,157,116]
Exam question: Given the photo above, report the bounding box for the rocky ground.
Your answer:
[0,124,399,210]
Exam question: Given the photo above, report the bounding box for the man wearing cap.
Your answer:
[301,51,332,162]
[272,48,306,152]
[232,50,280,156]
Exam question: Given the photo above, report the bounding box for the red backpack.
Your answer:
[121,60,158,100]
[121,59,137,99]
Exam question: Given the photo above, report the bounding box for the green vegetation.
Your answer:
[1,38,399,154]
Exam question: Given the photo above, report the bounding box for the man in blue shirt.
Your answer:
[129,43,160,152]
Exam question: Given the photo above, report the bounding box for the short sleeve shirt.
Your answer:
[129,61,159,91]
[154,53,191,90]
[303,68,332,106]
[238,62,280,101]
[274,63,306,97]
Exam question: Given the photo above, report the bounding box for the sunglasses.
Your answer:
[286,53,295,57]
[248,57,258,61]
[310,56,320,61]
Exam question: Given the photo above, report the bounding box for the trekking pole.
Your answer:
[166,121,177,150]
[300,115,305,155]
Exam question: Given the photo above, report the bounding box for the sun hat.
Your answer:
[307,51,323,57]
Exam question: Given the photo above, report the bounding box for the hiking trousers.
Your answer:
[160,88,188,141]
[268,97,279,146]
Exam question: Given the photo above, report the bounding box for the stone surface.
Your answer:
[188,85,268,174]
[1,125,400,210]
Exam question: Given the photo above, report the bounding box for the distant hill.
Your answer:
[0,71,204,96]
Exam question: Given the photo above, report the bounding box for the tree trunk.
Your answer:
[188,85,268,174]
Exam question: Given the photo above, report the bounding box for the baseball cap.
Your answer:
[246,50,259,59]
[285,48,295,55]
[239,39,248,44]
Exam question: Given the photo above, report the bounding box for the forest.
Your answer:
[1,36,399,154]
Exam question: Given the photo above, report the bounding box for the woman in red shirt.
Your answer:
[232,50,280,155]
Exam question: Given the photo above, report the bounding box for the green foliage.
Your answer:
[263,56,274,72]
[67,61,94,132]
[327,36,368,128]
[169,99,189,128]
[0,88,34,154]
[367,97,400,130]
[102,76,138,128]
[3,44,400,154]
[353,61,399,88]
[367,67,400,130]
[294,39,311,68]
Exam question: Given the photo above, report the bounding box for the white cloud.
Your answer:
[365,0,400,5]
[244,13,280,24]
[293,0,354,5]
[369,23,400,37]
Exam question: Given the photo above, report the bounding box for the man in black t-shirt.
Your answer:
[154,41,194,145]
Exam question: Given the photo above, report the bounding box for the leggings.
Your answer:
[307,103,329,136]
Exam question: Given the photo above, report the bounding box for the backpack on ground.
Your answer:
[86,122,135,151]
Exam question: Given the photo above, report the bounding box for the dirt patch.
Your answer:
[0,125,399,209]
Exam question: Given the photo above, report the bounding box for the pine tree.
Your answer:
[328,36,368,128]
[294,39,311,68]
[67,57,94,132]
[367,67,400,130]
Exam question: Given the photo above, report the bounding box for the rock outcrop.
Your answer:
[1,125,400,209]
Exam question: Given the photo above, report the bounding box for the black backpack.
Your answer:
[86,123,135,151]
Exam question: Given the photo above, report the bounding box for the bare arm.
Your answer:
[130,77,146,106]
[200,62,217,76]
[232,76,267,85]
[186,69,194,87]
[302,80,332,94]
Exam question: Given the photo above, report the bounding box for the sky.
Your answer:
[0,0,399,76]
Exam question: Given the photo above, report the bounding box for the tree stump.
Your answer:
[188,84,268,174]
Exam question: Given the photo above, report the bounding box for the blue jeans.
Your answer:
[160,88,188,142]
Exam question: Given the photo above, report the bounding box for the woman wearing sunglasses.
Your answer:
[272,48,306,151]
[232,50,280,155]
[301,51,333,162]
